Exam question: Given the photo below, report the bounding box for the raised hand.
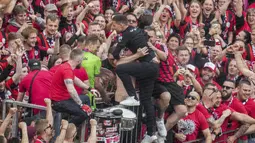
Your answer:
[9,108,17,115]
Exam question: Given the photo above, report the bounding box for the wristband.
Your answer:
[88,87,92,91]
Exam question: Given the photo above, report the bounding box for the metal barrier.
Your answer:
[183,129,238,143]
[1,99,61,139]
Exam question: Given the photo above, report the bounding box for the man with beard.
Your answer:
[210,88,255,143]
[34,99,54,143]
[174,91,212,143]
[221,80,249,143]
[50,49,99,126]
[197,62,222,90]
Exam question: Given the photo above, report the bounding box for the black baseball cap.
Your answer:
[28,59,41,71]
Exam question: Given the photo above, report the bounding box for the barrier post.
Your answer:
[2,99,6,119]
[12,103,18,138]
[80,120,87,142]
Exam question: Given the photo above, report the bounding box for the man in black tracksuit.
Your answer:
[111,14,159,143]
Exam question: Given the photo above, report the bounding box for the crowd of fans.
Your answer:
[2,0,255,142]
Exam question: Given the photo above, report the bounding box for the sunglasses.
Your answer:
[128,19,137,23]
[44,124,53,131]
[222,85,234,90]
[185,95,198,101]
[205,88,219,97]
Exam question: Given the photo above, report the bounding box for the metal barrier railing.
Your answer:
[183,129,238,143]
[1,99,89,143]
[1,99,62,139]
[2,100,48,138]
[1,100,249,143]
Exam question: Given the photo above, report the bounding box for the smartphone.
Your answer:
[204,40,215,47]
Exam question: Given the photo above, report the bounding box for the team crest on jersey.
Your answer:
[177,119,196,135]
[118,36,122,42]
[35,50,38,56]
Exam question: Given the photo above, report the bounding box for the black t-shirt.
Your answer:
[112,26,156,62]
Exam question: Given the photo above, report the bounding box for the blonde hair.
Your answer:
[35,119,49,135]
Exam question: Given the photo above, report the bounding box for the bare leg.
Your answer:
[115,75,135,102]
[158,92,170,118]
[165,105,187,131]
[87,119,97,143]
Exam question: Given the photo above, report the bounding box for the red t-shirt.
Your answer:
[73,68,89,95]
[50,62,74,101]
[212,104,234,143]
[243,98,255,118]
[175,109,209,143]
[196,103,212,119]
[19,70,52,114]
[50,65,89,95]
[222,97,248,140]
[34,136,46,143]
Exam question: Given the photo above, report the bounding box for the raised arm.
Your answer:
[235,0,243,18]
[172,1,181,28]
[185,70,203,95]
[4,0,18,14]
[219,0,231,15]
[55,120,68,143]
[179,0,187,21]
[234,52,254,78]
[21,0,29,9]
[19,122,29,143]
[12,45,24,84]
[153,4,166,22]
[87,119,97,143]
[44,98,53,127]
[76,3,93,23]
[0,108,17,136]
